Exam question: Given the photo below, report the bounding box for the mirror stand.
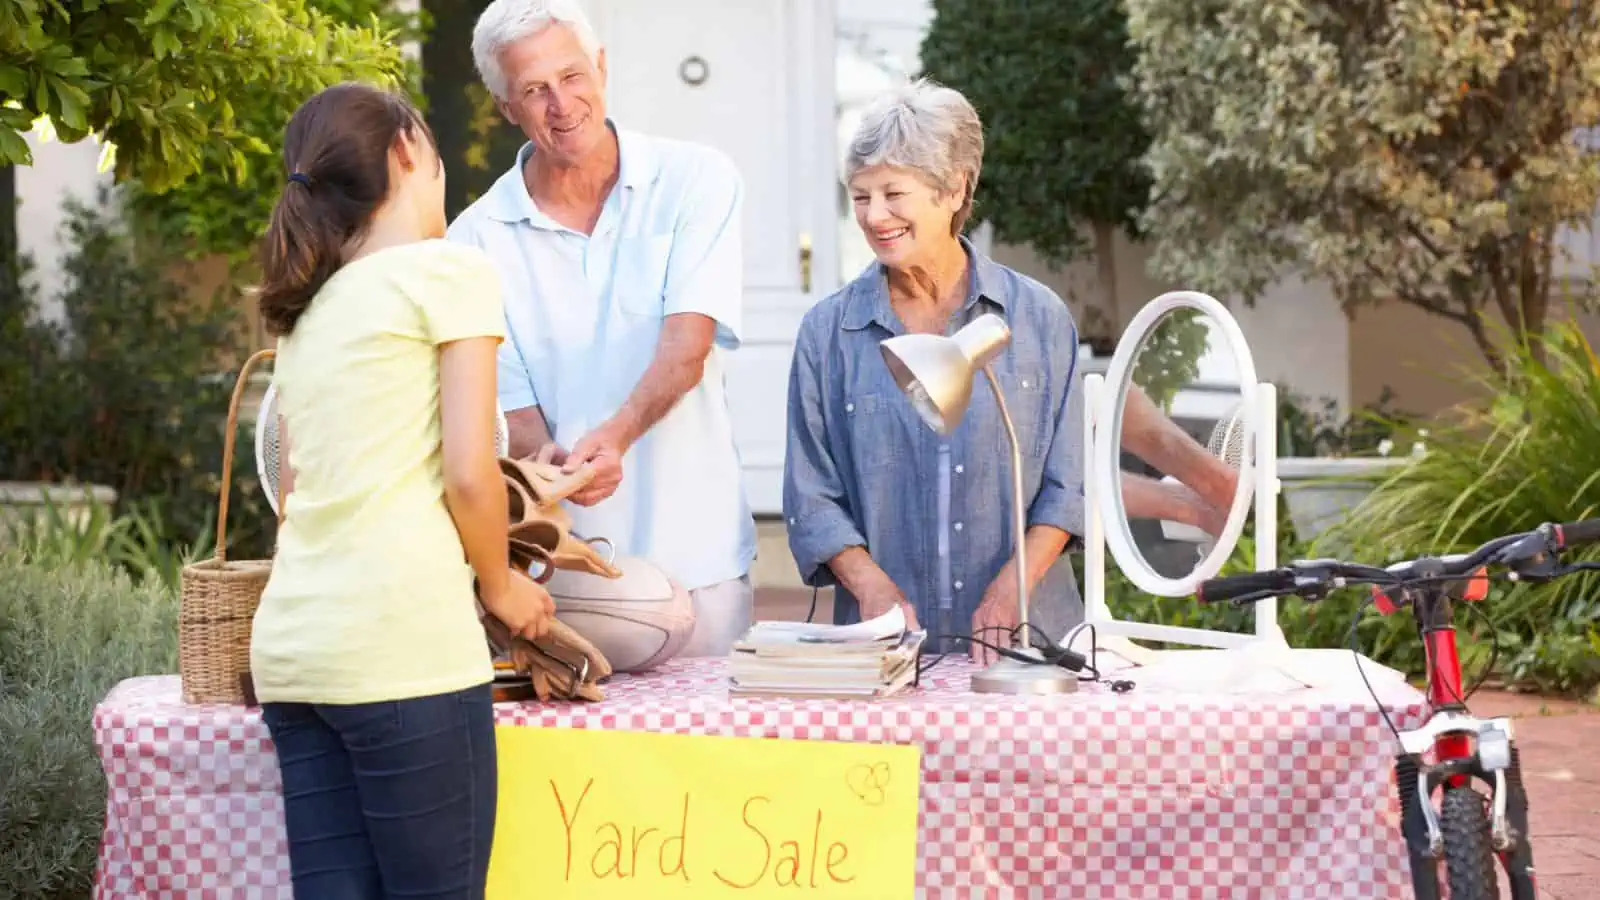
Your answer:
[1069,372,1286,670]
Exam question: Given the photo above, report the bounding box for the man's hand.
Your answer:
[531,442,569,467]
[971,574,1022,665]
[552,314,719,507]
[561,423,627,506]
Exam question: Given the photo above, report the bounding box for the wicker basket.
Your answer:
[179,348,276,705]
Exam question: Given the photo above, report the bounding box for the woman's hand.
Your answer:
[970,576,1021,665]
[481,569,557,641]
[860,585,920,631]
[829,547,920,630]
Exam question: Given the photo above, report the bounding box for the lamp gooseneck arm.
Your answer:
[981,365,1029,643]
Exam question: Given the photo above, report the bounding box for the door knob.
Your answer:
[799,232,813,293]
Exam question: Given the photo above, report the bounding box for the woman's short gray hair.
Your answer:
[844,78,985,235]
[472,0,602,101]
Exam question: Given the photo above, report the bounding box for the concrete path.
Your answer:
[750,587,1599,897]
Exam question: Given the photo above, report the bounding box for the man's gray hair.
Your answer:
[472,0,603,101]
[844,78,985,235]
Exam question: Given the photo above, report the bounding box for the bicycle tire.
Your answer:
[1442,785,1500,900]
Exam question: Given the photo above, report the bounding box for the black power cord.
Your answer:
[912,622,1136,693]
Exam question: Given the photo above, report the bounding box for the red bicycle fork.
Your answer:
[1380,575,1539,898]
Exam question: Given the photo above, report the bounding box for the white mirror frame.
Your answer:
[1065,290,1286,664]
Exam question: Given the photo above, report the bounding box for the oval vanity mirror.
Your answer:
[1093,291,1259,597]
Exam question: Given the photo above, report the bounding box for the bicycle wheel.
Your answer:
[1441,785,1499,900]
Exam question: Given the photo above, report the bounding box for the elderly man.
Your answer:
[447,0,756,656]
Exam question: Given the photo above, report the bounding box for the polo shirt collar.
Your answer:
[484,118,658,225]
[841,234,1009,333]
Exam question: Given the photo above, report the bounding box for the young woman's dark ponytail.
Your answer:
[257,82,434,337]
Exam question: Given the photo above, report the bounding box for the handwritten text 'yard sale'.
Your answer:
[485,728,920,899]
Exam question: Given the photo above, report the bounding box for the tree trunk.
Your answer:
[0,163,15,302]
[1518,231,1552,369]
[421,0,524,221]
[1092,220,1120,337]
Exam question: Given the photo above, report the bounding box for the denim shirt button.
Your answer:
[846,402,855,413]
[954,580,964,590]
[953,522,963,532]
[954,464,964,474]
[1022,379,1030,388]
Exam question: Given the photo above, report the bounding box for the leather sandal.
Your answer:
[500,457,623,578]
[500,457,592,509]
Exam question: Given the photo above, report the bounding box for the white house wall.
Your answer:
[16,130,113,321]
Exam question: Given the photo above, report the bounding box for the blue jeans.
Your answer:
[260,682,497,899]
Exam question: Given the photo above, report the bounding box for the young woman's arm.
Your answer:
[438,336,552,638]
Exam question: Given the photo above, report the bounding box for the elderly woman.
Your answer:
[783,80,1231,664]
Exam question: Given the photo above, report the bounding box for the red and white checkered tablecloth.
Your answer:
[93,653,1428,899]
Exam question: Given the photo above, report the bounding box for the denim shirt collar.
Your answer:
[841,234,1010,334]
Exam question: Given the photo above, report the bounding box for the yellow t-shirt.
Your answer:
[250,239,506,705]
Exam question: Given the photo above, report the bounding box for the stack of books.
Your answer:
[727,606,926,699]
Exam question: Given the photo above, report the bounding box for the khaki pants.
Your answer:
[679,574,754,658]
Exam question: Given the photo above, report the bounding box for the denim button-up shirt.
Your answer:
[782,239,1087,649]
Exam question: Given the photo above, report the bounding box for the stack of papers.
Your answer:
[727,606,926,700]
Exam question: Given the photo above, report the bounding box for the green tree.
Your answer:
[920,0,1152,339]
[1125,0,1600,368]
[1,0,411,268]
[121,1,428,263]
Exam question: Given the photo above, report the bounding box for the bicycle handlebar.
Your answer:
[1196,517,1600,606]
[1552,517,1600,549]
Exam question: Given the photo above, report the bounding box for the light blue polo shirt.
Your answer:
[446,123,756,592]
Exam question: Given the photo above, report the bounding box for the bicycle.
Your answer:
[1195,518,1600,900]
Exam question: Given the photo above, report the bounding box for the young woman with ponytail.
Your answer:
[250,81,552,899]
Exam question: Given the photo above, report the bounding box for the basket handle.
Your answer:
[213,348,276,563]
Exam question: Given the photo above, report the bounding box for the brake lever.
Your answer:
[1497,530,1564,583]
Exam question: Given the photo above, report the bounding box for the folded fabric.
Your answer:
[500,457,623,578]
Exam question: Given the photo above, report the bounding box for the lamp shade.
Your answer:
[879,313,1012,434]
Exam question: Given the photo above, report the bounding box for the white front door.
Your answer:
[589,0,840,516]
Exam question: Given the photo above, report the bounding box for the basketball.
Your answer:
[543,554,696,673]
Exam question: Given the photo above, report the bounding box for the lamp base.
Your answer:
[970,653,1078,695]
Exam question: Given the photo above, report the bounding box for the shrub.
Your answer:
[0,550,179,899]
[0,189,275,568]
[3,494,210,592]
[1277,386,1415,460]
[1315,319,1600,695]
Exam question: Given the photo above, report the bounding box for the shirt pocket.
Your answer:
[995,369,1054,460]
[616,234,675,318]
[843,390,907,475]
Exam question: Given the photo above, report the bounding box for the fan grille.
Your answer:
[1207,401,1246,470]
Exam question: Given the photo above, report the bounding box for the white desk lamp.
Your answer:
[880,314,1076,695]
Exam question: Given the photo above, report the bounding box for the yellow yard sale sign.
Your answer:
[486,726,921,899]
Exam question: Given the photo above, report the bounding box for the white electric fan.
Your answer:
[1158,400,1247,556]
[253,381,511,516]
